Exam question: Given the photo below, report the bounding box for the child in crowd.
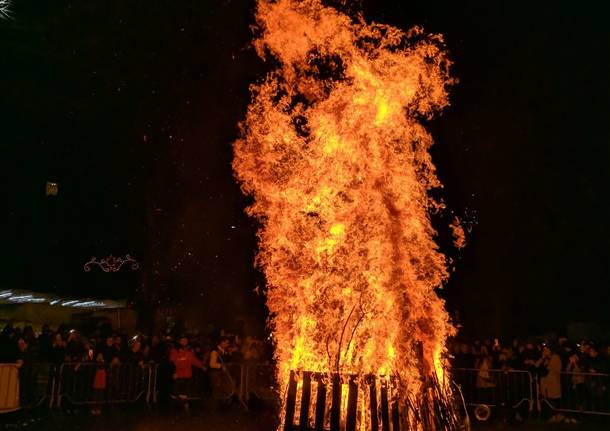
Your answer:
[91,352,107,415]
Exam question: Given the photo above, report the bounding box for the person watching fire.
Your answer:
[209,337,232,402]
[169,335,204,409]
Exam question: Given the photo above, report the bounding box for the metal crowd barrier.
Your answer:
[221,363,248,408]
[539,371,610,416]
[50,361,250,409]
[56,362,156,407]
[166,362,248,409]
[29,361,610,421]
[0,362,57,412]
[452,368,534,413]
[167,366,208,401]
[244,362,276,402]
[226,362,245,403]
[23,362,56,408]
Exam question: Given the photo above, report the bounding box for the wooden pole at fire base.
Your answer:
[330,373,342,431]
[380,380,390,430]
[391,399,401,431]
[298,372,312,430]
[368,377,379,431]
[283,371,431,431]
[284,371,298,431]
[314,374,327,431]
[345,375,358,431]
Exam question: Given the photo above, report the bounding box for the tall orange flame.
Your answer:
[233,0,457,426]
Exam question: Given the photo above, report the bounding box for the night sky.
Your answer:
[3,0,609,337]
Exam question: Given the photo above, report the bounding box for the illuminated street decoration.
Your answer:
[83,254,140,273]
[0,289,125,309]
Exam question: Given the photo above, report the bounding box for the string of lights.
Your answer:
[0,289,125,309]
[83,254,140,273]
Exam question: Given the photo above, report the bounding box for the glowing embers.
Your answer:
[283,371,461,431]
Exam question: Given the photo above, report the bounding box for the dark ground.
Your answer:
[0,402,275,431]
[2,404,610,431]
[474,420,610,431]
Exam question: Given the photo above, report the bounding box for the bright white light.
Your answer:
[9,295,33,301]
[0,290,12,298]
[50,299,60,305]
[72,300,105,308]
[0,0,11,19]
[62,300,78,306]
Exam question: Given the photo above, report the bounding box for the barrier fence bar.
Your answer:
[56,362,156,407]
[168,366,208,402]
[452,367,534,413]
[452,368,610,419]
[244,363,276,402]
[0,362,57,412]
[539,371,610,416]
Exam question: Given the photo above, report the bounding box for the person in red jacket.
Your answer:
[169,336,204,409]
[91,353,107,415]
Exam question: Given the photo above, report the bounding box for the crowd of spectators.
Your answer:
[449,337,610,374]
[0,321,271,367]
[4,323,610,380]
[449,337,610,423]
[4,322,610,421]
[0,321,272,413]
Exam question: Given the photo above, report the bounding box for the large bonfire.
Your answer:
[233,0,460,428]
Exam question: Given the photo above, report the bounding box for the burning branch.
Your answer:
[335,303,356,373]
[343,300,367,361]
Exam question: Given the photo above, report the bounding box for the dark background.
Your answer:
[2,0,609,337]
